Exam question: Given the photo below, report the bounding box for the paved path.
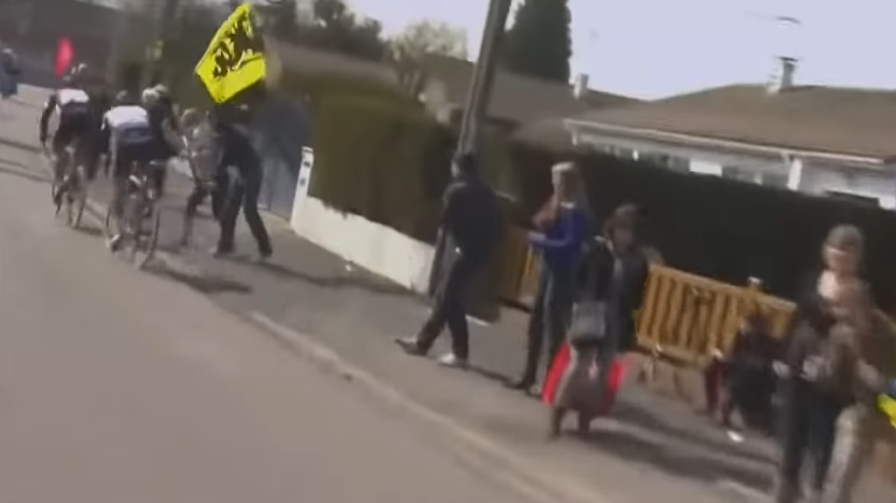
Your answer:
[0,88,549,503]
[1,86,889,503]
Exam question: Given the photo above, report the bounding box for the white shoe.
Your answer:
[106,233,122,252]
[437,353,468,369]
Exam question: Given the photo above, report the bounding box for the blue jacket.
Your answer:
[529,205,588,274]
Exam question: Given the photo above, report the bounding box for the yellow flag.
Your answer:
[880,394,896,429]
[194,3,266,103]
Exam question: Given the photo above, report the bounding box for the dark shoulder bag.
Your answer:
[568,251,608,345]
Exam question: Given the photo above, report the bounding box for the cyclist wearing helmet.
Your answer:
[142,86,182,198]
[77,64,113,181]
[40,71,92,204]
[101,90,157,250]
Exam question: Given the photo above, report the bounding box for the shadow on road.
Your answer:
[580,426,773,493]
[72,225,104,238]
[0,136,42,154]
[610,400,775,466]
[146,261,253,295]
[0,161,48,185]
[229,255,416,298]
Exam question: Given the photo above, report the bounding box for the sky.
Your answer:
[345,0,896,99]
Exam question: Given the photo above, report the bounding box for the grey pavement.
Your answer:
[1,85,889,503]
[0,144,547,501]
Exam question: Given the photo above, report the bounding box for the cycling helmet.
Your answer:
[141,88,160,107]
[180,108,199,129]
[114,90,135,106]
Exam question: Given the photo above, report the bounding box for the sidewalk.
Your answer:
[77,168,791,503]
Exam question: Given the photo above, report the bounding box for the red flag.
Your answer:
[55,37,74,78]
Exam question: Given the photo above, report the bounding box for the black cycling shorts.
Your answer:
[52,114,91,153]
[113,141,159,180]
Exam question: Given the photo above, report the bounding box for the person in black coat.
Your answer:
[395,153,500,368]
[550,204,649,436]
[212,101,272,260]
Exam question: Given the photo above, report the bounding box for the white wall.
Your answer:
[573,130,896,209]
[290,197,436,294]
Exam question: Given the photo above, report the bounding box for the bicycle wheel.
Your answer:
[103,203,115,242]
[70,165,87,228]
[123,190,145,264]
[137,203,161,270]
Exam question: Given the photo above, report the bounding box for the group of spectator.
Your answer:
[396,157,651,435]
[394,153,896,502]
[178,92,272,260]
[697,224,896,501]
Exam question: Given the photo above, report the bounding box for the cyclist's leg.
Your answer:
[83,131,101,182]
[51,128,70,185]
[109,143,132,238]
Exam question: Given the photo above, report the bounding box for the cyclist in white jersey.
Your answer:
[100,91,157,249]
[39,74,92,203]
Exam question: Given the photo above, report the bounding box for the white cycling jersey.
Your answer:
[56,88,89,107]
[103,105,153,146]
[52,88,90,117]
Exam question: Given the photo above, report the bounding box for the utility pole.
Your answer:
[454,0,513,155]
[428,0,512,299]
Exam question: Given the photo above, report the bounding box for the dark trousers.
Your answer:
[416,252,478,360]
[186,171,226,222]
[217,155,272,255]
[705,361,775,432]
[775,384,842,502]
[519,266,574,385]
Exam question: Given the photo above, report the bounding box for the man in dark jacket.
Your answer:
[212,101,272,260]
[396,153,500,367]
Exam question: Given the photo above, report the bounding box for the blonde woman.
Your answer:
[509,162,590,392]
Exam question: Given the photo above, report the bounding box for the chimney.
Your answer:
[573,73,589,99]
[768,56,797,93]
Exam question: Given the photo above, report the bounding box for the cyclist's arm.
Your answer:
[99,116,112,169]
[160,117,185,155]
[39,93,58,143]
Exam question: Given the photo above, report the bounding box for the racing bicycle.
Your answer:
[47,139,89,228]
[103,159,166,268]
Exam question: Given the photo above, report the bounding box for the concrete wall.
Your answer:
[290,197,435,294]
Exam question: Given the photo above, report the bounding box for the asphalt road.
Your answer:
[0,93,538,503]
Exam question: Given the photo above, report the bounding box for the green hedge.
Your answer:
[279,71,417,113]
[310,96,454,243]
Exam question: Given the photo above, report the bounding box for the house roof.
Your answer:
[271,41,398,86]
[571,84,896,161]
[512,117,576,151]
[422,55,639,125]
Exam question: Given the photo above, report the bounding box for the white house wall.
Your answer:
[572,130,896,209]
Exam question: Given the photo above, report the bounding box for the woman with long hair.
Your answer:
[548,203,649,436]
[509,162,590,392]
[773,225,867,503]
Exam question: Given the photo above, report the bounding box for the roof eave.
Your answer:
[564,118,888,168]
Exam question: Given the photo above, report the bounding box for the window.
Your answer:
[825,191,881,208]
[761,172,788,188]
[639,152,690,172]
[665,155,691,173]
[722,165,755,183]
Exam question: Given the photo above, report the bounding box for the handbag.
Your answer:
[568,255,608,344]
